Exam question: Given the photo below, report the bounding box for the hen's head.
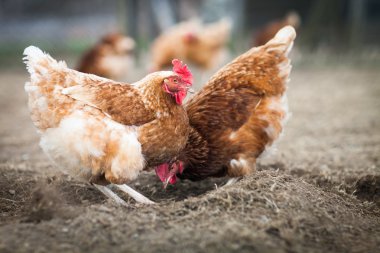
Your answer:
[162,59,193,105]
[139,59,193,105]
[147,59,193,105]
[155,161,184,188]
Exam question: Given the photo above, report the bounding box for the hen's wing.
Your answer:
[24,46,155,128]
[186,84,262,137]
[181,26,296,180]
[187,25,294,137]
[62,82,155,126]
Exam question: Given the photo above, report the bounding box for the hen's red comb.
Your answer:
[172,59,193,86]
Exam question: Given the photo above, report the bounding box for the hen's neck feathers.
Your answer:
[134,71,178,114]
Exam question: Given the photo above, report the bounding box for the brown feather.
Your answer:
[179,26,296,181]
[63,82,155,126]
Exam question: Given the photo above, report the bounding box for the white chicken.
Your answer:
[23,46,193,205]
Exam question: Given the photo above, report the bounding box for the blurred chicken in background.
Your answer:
[77,33,135,80]
[253,11,300,46]
[151,18,231,71]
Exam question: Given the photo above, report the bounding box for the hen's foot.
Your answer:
[93,184,128,207]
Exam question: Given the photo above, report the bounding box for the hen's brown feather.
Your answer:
[179,26,296,181]
[63,82,155,126]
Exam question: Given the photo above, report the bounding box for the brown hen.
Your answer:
[151,19,231,71]
[155,26,296,186]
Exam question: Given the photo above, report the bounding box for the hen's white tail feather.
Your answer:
[271,26,296,44]
[23,46,85,132]
[23,46,46,63]
[266,26,296,56]
[23,46,67,81]
[266,26,296,85]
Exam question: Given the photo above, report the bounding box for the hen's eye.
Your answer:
[173,79,178,83]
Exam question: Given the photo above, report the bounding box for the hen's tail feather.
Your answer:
[23,46,80,131]
[23,46,68,84]
[265,26,296,86]
[266,25,296,56]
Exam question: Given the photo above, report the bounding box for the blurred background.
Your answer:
[0,2,380,252]
[0,0,379,72]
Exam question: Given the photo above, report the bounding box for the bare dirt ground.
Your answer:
[0,62,379,253]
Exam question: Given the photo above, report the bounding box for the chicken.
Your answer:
[254,12,300,46]
[155,26,296,186]
[151,19,231,71]
[77,33,135,80]
[23,46,193,205]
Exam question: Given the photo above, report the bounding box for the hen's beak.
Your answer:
[163,172,177,189]
[163,178,171,189]
[180,84,194,94]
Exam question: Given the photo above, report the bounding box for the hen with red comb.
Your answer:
[23,45,193,205]
[172,59,193,86]
[162,59,194,106]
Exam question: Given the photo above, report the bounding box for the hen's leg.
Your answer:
[114,184,155,205]
[93,184,128,207]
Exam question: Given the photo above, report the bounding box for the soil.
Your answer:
[0,62,379,253]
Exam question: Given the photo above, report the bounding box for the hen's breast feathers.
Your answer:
[181,26,296,180]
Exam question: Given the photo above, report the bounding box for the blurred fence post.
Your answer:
[149,0,175,32]
[303,0,347,50]
[348,0,366,48]
[125,0,138,39]
[124,0,140,64]
[201,0,245,52]
[117,0,127,33]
